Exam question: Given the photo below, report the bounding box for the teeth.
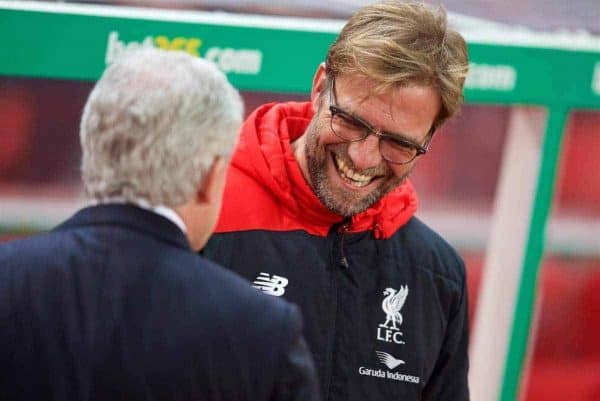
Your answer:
[334,155,373,187]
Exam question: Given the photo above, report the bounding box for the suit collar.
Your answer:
[57,204,191,250]
[92,197,187,234]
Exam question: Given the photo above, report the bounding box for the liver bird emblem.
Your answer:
[379,286,409,331]
[376,351,405,370]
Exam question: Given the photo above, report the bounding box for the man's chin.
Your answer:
[318,190,379,217]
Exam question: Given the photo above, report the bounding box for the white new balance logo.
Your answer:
[253,273,288,296]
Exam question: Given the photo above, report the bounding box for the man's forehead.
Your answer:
[336,73,434,100]
[334,73,381,101]
[334,75,407,122]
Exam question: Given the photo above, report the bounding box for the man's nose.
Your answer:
[346,133,383,170]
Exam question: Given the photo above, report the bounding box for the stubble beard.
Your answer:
[303,121,409,217]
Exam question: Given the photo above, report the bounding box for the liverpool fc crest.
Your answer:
[377,285,408,344]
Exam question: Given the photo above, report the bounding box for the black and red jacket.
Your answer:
[204,102,469,401]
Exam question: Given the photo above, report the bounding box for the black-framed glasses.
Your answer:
[328,77,433,165]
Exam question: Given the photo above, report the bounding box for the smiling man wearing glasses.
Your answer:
[203,2,470,401]
[299,74,437,217]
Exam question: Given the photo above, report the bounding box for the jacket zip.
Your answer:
[325,217,351,401]
[338,218,351,269]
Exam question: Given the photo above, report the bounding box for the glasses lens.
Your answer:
[330,112,369,142]
[330,106,423,164]
[380,138,418,164]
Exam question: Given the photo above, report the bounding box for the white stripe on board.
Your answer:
[468,107,546,401]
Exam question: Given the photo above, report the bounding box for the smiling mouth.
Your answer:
[332,153,378,188]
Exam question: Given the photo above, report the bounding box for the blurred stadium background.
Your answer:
[1,1,599,400]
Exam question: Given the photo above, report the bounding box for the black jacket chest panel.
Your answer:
[204,220,466,401]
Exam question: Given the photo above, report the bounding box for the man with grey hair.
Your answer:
[0,48,320,401]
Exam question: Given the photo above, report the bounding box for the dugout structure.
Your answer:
[1,2,599,400]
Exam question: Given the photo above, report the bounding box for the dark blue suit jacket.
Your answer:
[0,204,319,401]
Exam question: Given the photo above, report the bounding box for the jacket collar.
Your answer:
[57,204,191,250]
[234,101,418,239]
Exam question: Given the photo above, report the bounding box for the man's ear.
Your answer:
[310,63,328,110]
[196,157,226,205]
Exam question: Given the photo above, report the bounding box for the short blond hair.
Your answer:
[326,1,469,127]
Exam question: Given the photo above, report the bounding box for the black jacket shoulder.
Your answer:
[388,216,466,287]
